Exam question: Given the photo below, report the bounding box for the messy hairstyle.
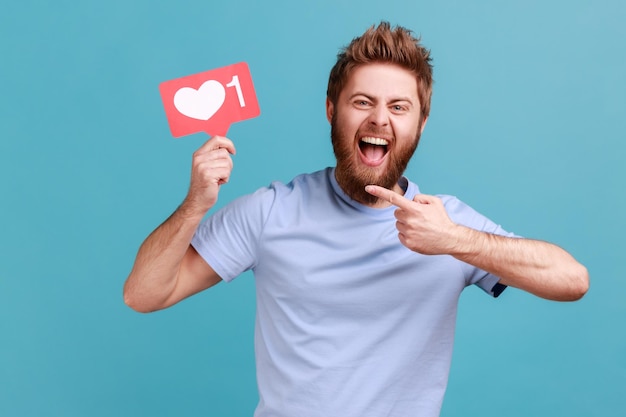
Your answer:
[327,21,433,122]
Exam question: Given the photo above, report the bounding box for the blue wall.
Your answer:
[1,0,624,415]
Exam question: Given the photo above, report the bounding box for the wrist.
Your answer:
[178,197,212,221]
[448,225,481,260]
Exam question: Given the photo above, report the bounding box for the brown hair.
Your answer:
[327,21,433,122]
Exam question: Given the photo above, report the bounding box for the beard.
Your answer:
[331,113,421,206]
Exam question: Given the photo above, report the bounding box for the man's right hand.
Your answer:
[123,136,235,312]
[183,136,236,215]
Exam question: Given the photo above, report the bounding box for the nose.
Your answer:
[368,105,389,127]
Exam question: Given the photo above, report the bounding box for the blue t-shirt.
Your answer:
[191,168,515,417]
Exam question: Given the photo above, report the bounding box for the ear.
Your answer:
[419,116,428,135]
[326,97,334,124]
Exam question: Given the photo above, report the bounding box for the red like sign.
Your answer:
[159,62,260,138]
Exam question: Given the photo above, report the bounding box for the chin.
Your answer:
[335,161,401,205]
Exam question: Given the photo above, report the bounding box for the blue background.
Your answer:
[1,0,624,416]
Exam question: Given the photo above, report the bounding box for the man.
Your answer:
[124,22,588,417]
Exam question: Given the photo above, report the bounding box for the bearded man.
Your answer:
[124,22,588,417]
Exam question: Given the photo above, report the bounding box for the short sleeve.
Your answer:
[439,195,521,297]
[191,186,276,282]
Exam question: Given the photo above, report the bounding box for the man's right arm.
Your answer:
[123,136,236,313]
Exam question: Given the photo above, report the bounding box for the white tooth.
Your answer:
[361,137,389,146]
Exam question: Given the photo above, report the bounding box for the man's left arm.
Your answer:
[365,185,589,301]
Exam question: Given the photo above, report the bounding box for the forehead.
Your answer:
[341,63,419,101]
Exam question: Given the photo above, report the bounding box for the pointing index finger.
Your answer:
[364,185,413,209]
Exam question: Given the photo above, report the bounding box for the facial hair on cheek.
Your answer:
[331,113,421,205]
[331,116,377,205]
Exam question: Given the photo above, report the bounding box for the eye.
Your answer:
[390,103,409,113]
[354,99,371,108]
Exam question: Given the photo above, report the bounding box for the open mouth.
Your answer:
[358,136,389,166]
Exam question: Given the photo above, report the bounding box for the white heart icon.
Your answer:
[173,80,226,120]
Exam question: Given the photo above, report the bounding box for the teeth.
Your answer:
[361,137,389,146]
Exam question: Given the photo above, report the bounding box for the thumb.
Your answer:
[413,194,434,204]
